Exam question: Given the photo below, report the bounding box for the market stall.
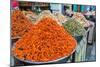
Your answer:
[11,1,96,66]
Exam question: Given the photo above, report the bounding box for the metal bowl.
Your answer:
[12,43,77,64]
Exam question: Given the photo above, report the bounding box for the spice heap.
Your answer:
[63,19,86,36]
[72,12,90,27]
[12,17,77,62]
[22,10,37,23]
[11,10,33,38]
[36,10,62,26]
[53,12,68,23]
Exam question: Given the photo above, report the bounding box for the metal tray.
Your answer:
[12,44,76,64]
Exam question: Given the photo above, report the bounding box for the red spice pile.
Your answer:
[12,17,77,62]
[11,10,33,38]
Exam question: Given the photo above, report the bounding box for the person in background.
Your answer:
[11,0,19,10]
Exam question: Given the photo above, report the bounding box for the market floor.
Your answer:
[86,42,96,61]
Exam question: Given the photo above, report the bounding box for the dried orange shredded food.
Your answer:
[11,10,33,38]
[12,17,77,62]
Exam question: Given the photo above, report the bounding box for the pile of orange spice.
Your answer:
[12,17,77,62]
[11,10,33,38]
